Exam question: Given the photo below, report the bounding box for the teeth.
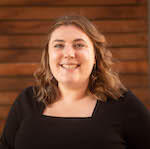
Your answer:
[61,64,79,69]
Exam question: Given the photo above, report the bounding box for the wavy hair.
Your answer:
[33,15,128,106]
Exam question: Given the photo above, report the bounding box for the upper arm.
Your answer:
[123,90,150,148]
[0,93,23,149]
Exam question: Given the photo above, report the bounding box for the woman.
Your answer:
[0,15,150,149]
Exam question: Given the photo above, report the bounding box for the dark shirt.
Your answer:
[0,86,150,149]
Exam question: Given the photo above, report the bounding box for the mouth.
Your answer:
[59,64,80,70]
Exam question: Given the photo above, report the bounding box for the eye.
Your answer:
[74,43,85,48]
[54,44,64,48]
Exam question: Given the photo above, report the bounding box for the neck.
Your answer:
[58,80,90,104]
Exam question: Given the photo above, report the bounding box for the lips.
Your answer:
[59,63,80,69]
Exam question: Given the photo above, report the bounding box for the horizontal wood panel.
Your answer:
[113,61,148,74]
[0,20,147,34]
[120,74,149,88]
[0,35,46,48]
[0,49,42,63]
[0,77,34,91]
[0,74,149,91]
[0,87,149,105]
[94,20,147,33]
[106,33,147,47]
[0,48,148,63]
[0,6,147,20]
[80,6,147,19]
[0,33,147,48]
[0,91,18,105]
[0,61,148,76]
[111,48,148,61]
[132,88,150,103]
[0,63,38,76]
[0,0,143,6]
[0,106,11,119]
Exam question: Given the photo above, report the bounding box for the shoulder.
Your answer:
[107,89,145,108]
[14,86,35,105]
[105,89,150,118]
[119,89,149,112]
[12,86,41,115]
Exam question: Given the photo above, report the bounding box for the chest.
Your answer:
[42,100,97,118]
[15,115,126,149]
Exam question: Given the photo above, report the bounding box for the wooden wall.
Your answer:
[0,0,149,134]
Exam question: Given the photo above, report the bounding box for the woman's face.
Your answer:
[48,25,95,86]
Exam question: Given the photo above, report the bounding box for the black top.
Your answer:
[0,86,150,149]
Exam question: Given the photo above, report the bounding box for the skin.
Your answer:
[44,25,97,117]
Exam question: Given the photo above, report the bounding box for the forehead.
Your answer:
[50,25,92,42]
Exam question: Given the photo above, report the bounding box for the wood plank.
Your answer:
[113,61,148,74]
[0,77,34,91]
[110,48,148,61]
[0,35,46,48]
[0,48,148,63]
[120,74,149,88]
[80,6,147,19]
[0,6,147,20]
[0,106,11,119]
[105,33,147,47]
[0,91,19,105]
[0,74,149,91]
[0,63,38,76]
[0,49,42,63]
[131,88,150,103]
[0,33,147,48]
[94,20,147,33]
[0,19,147,34]
[0,60,148,76]
[136,0,147,4]
[0,0,138,6]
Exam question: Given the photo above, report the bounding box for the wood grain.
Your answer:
[0,63,38,76]
[0,0,143,6]
[0,91,19,105]
[110,48,148,61]
[0,77,34,91]
[0,20,147,34]
[120,74,149,88]
[0,49,42,63]
[0,6,147,20]
[113,61,148,74]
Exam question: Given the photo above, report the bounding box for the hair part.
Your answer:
[33,15,128,106]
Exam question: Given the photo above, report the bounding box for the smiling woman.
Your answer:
[33,15,127,106]
[0,15,150,149]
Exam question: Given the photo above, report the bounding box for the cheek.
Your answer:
[80,50,95,63]
[49,51,61,65]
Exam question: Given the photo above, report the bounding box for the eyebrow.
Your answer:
[52,38,86,44]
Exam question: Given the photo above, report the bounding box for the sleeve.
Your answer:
[123,90,150,149]
[0,90,25,149]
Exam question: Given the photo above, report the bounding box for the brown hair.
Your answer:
[33,15,128,106]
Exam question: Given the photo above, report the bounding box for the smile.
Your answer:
[60,64,80,69]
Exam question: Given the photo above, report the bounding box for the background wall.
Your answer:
[0,0,149,135]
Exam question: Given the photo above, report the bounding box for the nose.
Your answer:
[63,44,75,58]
